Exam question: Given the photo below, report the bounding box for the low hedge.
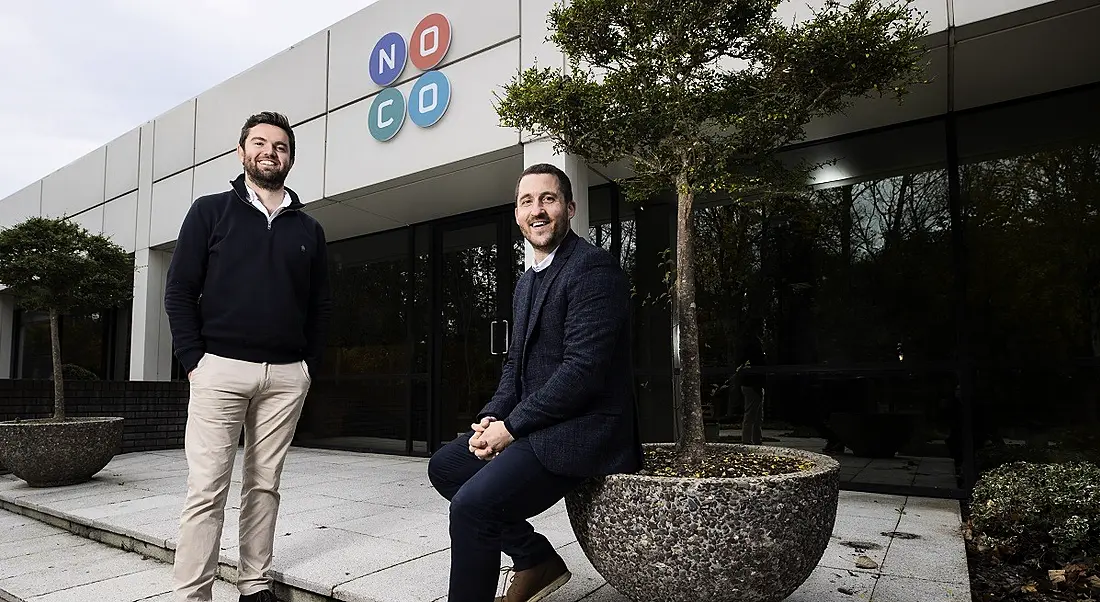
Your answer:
[968,460,1100,566]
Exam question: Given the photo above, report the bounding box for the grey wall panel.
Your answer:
[41,147,106,218]
[954,5,1100,110]
[0,182,41,229]
[284,117,326,204]
[326,39,520,199]
[135,122,155,251]
[152,100,196,182]
[802,46,949,143]
[103,191,139,253]
[149,170,194,248]
[328,0,519,110]
[70,205,105,236]
[194,31,328,164]
[105,127,141,200]
[192,152,240,201]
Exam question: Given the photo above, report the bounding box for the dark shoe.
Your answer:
[239,590,279,602]
[495,553,571,602]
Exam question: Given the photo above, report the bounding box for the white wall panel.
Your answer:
[70,205,104,236]
[41,147,106,218]
[193,152,240,201]
[152,100,196,181]
[776,0,948,32]
[954,0,1053,26]
[284,117,326,204]
[103,191,139,252]
[105,127,141,199]
[326,40,519,198]
[149,170,194,247]
[194,31,329,164]
[328,0,519,110]
[0,182,41,229]
[135,122,155,251]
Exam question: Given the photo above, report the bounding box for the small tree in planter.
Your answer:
[495,1,929,600]
[0,216,133,487]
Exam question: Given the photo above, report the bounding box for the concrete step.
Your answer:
[0,508,242,602]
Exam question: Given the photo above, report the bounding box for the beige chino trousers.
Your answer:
[173,352,311,601]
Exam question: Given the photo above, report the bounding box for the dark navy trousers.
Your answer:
[427,432,583,602]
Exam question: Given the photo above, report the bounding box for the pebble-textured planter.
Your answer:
[565,443,840,602]
[0,417,125,487]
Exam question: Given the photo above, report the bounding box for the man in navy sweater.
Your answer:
[164,112,331,602]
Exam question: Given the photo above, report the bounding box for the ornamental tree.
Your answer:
[495,0,929,468]
[0,217,133,420]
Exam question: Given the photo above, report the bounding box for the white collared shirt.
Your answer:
[532,244,559,272]
[246,184,292,225]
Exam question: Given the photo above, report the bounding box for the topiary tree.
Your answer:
[0,217,133,420]
[495,0,930,469]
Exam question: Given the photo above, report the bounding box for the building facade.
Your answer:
[2,0,1099,498]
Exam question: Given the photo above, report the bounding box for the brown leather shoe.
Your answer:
[495,553,571,602]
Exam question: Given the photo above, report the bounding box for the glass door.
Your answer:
[430,210,524,450]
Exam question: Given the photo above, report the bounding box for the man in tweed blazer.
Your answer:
[428,163,642,602]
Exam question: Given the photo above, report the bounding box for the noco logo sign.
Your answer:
[368,13,453,142]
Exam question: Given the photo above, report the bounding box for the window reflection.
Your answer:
[962,142,1100,470]
[693,161,961,491]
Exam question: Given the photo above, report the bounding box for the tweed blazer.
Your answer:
[478,230,643,478]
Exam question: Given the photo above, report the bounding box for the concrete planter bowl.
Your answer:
[565,443,840,602]
[0,417,125,487]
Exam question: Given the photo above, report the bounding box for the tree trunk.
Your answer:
[49,308,65,421]
[674,170,706,466]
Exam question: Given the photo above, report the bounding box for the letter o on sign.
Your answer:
[368,88,406,141]
[410,13,451,71]
[408,70,451,128]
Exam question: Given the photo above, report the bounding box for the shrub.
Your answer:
[969,461,1100,565]
[60,365,98,381]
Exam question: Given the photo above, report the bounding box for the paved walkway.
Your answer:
[0,448,970,601]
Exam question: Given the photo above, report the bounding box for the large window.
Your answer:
[693,159,962,492]
[13,307,129,380]
[958,90,1100,472]
[294,227,419,454]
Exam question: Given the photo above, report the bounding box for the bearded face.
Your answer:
[237,123,293,190]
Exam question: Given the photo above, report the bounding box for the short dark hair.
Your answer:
[515,163,573,205]
[239,112,295,162]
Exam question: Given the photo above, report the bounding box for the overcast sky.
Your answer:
[0,0,379,200]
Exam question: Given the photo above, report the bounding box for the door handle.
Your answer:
[502,319,510,353]
[490,320,499,355]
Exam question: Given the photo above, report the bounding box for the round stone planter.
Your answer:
[0,417,125,487]
[565,443,840,602]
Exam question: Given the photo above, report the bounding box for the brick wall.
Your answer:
[0,379,190,454]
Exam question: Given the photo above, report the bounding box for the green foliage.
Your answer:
[969,461,1100,565]
[60,364,99,381]
[495,0,931,202]
[0,217,133,314]
[495,0,931,463]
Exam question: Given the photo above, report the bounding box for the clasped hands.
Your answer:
[468,416,514,460]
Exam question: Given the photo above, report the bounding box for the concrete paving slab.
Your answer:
[0,449,972,602]
[820,515,900,573]
[872,575,969,601]
[0,509,240,602]
[878,499,968,584]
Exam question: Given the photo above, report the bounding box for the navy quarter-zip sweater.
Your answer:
[164,174,332,377]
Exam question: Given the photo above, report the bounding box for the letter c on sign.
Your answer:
[368,88,406,141]
[410,13,451,70]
